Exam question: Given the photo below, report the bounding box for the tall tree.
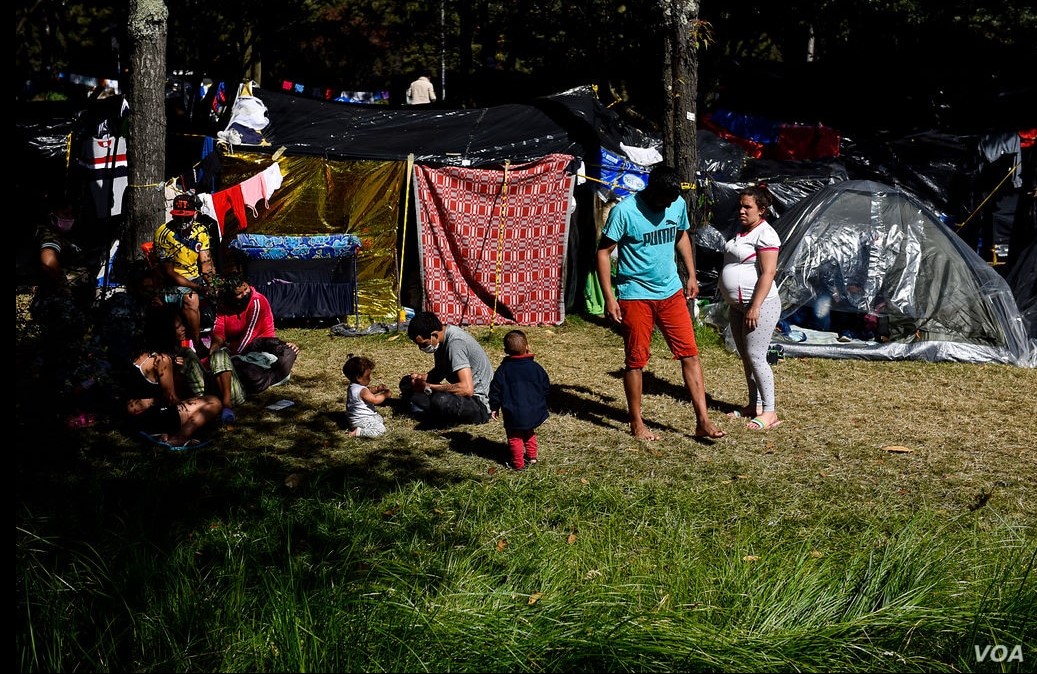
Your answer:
[660,1,705,222]
[125,0,168,262]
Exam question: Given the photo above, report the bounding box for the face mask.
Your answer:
[420,342,439,354]
[226,288,253,314]
[52,216,75,233]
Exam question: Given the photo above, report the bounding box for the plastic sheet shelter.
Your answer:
[1005,237,1037,340]
[238,84,657,168]
[714,180,1035,366]
[220,153,406,321]
[214,85,661,322]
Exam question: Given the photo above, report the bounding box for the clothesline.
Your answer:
[167,161,285,237]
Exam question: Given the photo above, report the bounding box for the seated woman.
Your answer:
[120,337,222,451]
[206,269,299,424]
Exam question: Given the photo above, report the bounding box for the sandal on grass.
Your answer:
[747,417,783,431]
[138,431,212,452]
[167,438,212,452]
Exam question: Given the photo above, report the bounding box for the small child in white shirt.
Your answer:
[342,355,391,437]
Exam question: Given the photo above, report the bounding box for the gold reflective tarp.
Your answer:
[219,152,406,321]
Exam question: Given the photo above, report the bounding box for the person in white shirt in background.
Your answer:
[406,73,436,105]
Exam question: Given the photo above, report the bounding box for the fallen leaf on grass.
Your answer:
[528,592,543,605]
[386,334,401,342]
[882,445,914,453]
[580,478,589,485]
[809,550,824,558]
[742,555,760,562]
[497,539,507,552]
[968,490,992,511]
[567,533,577,545]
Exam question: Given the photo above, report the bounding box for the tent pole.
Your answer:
[398,153,415,329]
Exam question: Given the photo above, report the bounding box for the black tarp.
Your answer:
[1005,238,1037,339]
[239,84,659,170]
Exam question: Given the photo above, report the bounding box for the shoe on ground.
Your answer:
[837,333,852,343]
[221,408,236,424]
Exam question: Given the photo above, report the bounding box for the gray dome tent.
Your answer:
[726,180,1035,366]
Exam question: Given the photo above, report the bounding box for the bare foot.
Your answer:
[694,422,726,439]
[630,424,660,441]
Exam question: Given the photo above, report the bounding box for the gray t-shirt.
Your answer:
[428,325,493,413]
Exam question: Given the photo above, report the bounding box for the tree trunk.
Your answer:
[243,21,261,85]
[125,0,168,263]
[661,0,701,290]
[662,0,700,222]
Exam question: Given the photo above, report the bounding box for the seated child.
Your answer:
[342,355,391,437]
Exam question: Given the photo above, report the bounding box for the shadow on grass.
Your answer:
[15,299,731,565]
[638,368,740,416]
[14,366,496,564]
[547,368,732,442]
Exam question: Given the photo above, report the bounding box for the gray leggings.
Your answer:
[728,295,781,413]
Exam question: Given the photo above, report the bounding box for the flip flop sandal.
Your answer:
[747,417,783,431]
[167,438,213,452]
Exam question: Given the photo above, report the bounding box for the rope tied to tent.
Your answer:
[491,160,511,330]
[957,160,1021,231]
[398,154,415,328]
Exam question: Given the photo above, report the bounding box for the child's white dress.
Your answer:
[347,382,386,437]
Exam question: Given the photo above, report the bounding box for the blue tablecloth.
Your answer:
[229,233,362,260]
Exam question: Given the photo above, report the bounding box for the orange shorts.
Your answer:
[619,291,699,370]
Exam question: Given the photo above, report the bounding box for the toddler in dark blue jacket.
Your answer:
[489,330,550,470]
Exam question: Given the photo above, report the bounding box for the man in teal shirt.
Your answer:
[596,165,725,442]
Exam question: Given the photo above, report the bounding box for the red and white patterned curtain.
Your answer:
[413,154,575,326]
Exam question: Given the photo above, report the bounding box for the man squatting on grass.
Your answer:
[400,311,494,427]
[596,164,725,441]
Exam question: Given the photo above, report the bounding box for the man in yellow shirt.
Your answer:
[152,193,216,357]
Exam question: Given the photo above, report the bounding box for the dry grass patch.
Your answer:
[251,316,1037,525]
